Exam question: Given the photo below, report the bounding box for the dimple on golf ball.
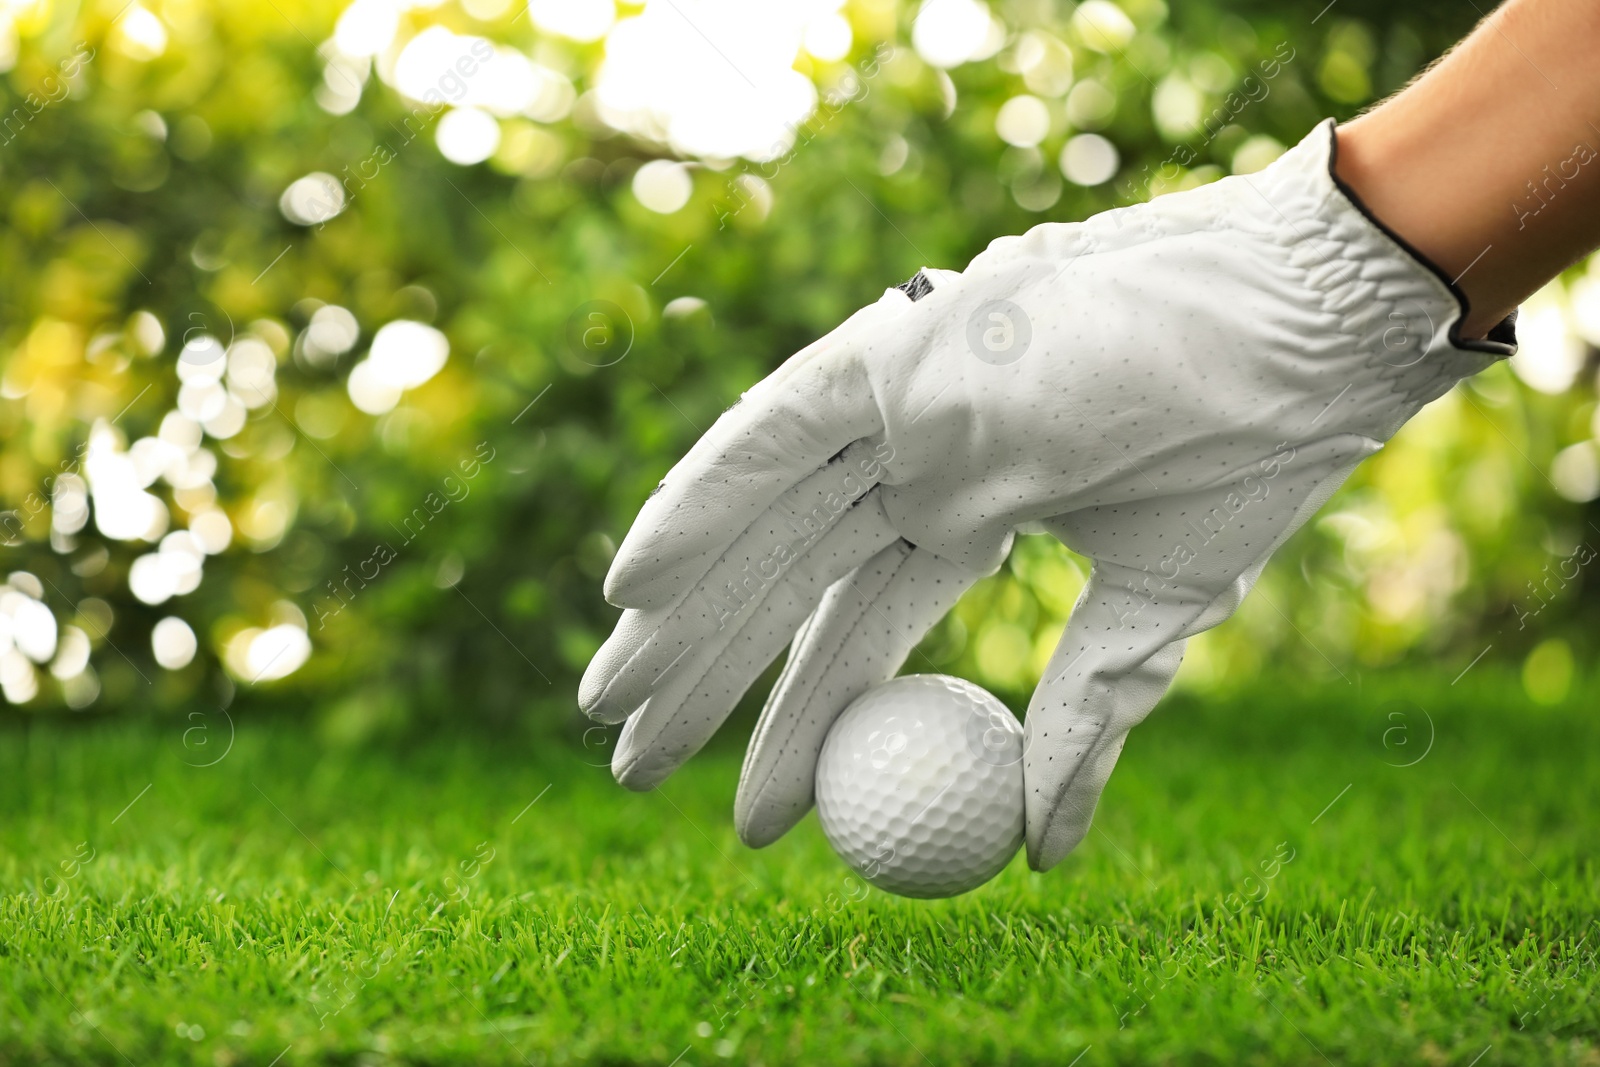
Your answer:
[814,674,1024,899]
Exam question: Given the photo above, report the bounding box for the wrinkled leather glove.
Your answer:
[580,119,1514,871]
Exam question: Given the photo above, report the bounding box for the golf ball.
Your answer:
[814,674,1024,899]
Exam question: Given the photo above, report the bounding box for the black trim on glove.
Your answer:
[1325,123,1518,357]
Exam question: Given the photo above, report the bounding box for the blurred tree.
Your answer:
[0,0,1595,733]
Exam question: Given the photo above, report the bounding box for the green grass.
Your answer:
[3,667,1598,1066]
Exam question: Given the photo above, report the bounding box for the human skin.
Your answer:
[1334,0,1600,338]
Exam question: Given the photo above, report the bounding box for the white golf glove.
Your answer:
[580,119,1514,871]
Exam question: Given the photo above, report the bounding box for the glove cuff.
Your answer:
[1321,119,1517,354]
[1253,118,1516,431]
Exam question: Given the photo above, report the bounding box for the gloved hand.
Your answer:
[580,119,1514,871]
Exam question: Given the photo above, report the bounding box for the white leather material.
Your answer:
[582,438,897,723]
[609,490,900,789]
[583,119,1514,869]
[602,298,900,612]
[734,536,997,847]
[1023,433,1378,869]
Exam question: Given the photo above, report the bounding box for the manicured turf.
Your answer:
[3,667,1597,1066]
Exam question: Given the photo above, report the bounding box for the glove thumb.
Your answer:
[1021,560,1192,871]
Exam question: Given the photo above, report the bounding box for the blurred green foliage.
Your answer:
[0,0,1595,737]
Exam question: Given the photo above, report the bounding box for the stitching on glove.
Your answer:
[620,508,902,785]
[600,477,898,734]
[752,539,916,802]
[600,445,894,710]
[738,606,817,790]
